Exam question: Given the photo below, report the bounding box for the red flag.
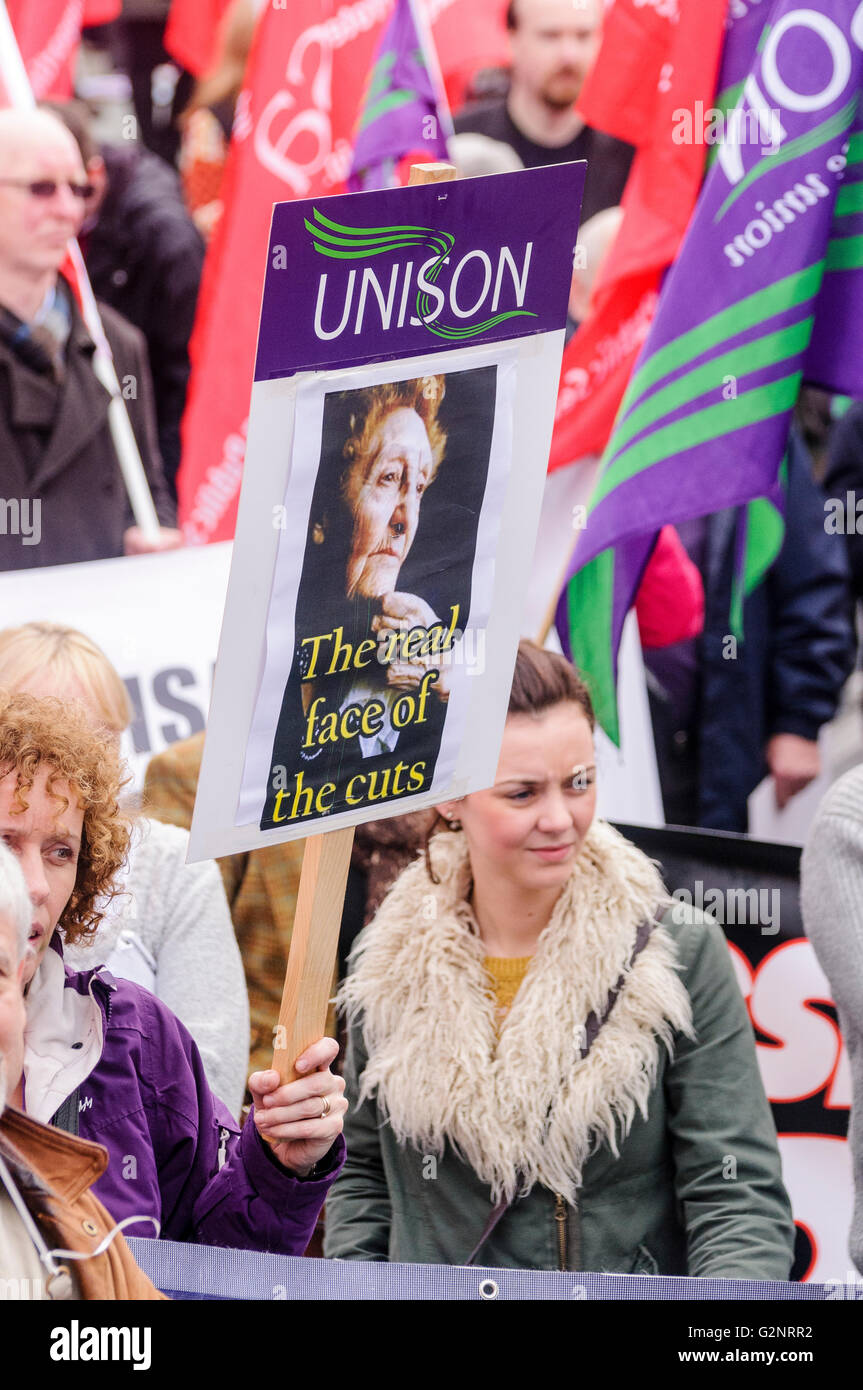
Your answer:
[4,0,119,98]
[165,0,233,77]
[82,0,121,22]
[178,0,508,544]
[548,0,727,472]
[429,0,508,109]
[178,1,386,542]
[166,0,507,91]
[5,0,88,99]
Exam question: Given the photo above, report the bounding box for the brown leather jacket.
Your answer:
[0,1107,165,1301]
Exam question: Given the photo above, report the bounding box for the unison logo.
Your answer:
[305,207,536,343]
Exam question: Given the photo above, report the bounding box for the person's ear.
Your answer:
[85,155,107,217]
[312,519,326,545]
[435,802,463,829]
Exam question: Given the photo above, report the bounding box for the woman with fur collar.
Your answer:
[325,641,795,1276]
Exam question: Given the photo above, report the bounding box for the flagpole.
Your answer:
[0,0,161,541]
[0,0,29,105]
[408,0,454,139]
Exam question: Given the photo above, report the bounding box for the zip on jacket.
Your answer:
[554,1194,567,1270]
[553,1193,582,1272]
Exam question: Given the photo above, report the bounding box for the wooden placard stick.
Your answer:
[270,158,458,1086]
[271,825,355,1083]
[408,161,457,185]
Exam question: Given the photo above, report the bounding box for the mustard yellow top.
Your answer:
[484,955,532,1028]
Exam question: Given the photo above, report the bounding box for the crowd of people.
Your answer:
[1,0,863,1303]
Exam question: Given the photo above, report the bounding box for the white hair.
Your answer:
[449,134,524,179]
[0,840,30,962]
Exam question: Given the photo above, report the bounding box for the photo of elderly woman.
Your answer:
[260,364,498,830]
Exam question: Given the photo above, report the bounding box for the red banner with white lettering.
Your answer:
[166,0,506,97]
[548,0,727,471]
[5,0,120,100]
[178,0,508,544]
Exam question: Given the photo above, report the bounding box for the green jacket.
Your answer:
[325,898,795,1277]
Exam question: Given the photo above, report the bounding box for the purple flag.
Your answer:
[560,0,863,742]
[348,0,451,193]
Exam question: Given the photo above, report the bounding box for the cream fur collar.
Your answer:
[340,819,695,1203]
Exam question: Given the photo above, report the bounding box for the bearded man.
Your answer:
[453,0,633,221]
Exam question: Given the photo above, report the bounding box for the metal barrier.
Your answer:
[127,1239,830,1300]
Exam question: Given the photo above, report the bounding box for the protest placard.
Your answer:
[188,162,586,861]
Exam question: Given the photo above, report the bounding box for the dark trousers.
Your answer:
[110,19,193,168]
[647,684,700,829]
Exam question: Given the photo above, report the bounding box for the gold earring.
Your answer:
[312,522,325,545]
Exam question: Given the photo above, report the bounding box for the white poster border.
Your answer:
[188,328,565,861]
[236,343,518,828]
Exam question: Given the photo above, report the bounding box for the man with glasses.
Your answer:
[0,107,178,572]
[49,100,206,497]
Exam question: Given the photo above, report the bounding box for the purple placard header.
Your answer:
[254,162,586,381]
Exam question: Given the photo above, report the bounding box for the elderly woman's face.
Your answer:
[0,764,82,985]
[0,907,26,1105]
[343,406,433,599]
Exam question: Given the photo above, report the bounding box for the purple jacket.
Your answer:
[59,956,344,1253]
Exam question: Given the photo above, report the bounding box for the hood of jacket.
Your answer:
[339,818,695,1204]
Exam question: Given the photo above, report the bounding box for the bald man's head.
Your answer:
[0,107,83,172]
[0,108,88,295]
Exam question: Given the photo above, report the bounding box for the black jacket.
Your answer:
[82,144,205,488]
[0,290,176,570]
[651,432,855,832]
[823,400,863,604]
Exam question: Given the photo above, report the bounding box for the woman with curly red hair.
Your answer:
[0,690,347,1251]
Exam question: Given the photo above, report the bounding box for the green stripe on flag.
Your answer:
[744,494,785,593]
[607,316,813,461]
[705,82,745,171]
[826,235,863,270]
[848,131,863,164]
[594,373,803,506]
[359,88,419,131]
[836,182,863,215]
[366,50,396,101]
[729,493,785,638]
[617,262,822,427]
[714,97,857,222]
[567,546,619,745]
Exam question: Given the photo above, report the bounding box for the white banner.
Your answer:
[0,544,232,788]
